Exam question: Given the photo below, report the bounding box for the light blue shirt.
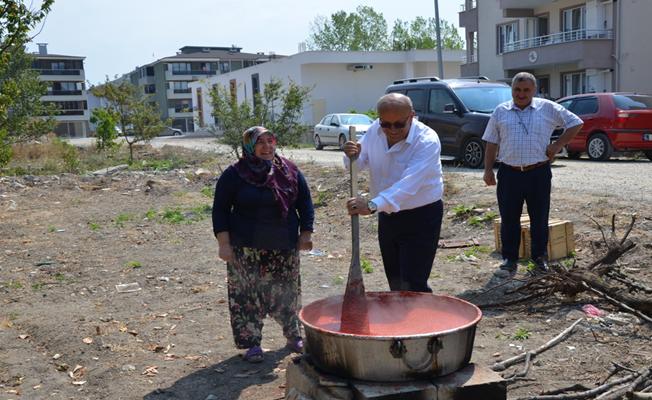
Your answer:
[482,97,583,166]
[345,118,444,214]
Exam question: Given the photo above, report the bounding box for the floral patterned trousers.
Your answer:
[227,246,301,349]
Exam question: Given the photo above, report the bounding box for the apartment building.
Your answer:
[459,0,652,99]
[32,43,90,137]
[122,46,271,133]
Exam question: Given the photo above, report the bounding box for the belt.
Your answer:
[505,160,550,172]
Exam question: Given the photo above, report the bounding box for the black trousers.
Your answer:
[496,163,552,262]
[377,200,443,292]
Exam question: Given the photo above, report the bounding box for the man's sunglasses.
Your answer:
[379,116,411,130]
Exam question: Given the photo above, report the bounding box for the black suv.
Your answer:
[385,76,512,168]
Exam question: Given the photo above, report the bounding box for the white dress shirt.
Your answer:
[345,118,444,214]
[482,98,583,166]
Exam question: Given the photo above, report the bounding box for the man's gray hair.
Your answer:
[511,72,537,88]
[376,93,413,113]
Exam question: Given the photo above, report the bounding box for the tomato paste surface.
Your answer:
[301,292,480,336]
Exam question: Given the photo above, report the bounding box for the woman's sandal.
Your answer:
[243,346,264,363]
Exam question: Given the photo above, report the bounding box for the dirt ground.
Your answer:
[1,146,650,400]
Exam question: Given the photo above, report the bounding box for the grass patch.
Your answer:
[313,191,331,208]
[452,204,475,218]
[114,213,132,228]
[200,186,214,198]
[144,209,157,220]
[361,257,374,274]
[5,280,23,289]
[54,273,66,282]
[88,221,101,231]
[47,225,56,233]
[125,261,142,269]
[512,327,531,340]
[160,205,212,224]
[332,275,344,285]
[31,282,44,291]
[468,211,498,227]
[1,136,216,177]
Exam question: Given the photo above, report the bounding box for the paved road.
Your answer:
[69,136,652,202]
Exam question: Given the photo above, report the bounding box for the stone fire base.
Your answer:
[285,356,506,400]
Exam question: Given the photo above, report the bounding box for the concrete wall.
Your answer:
[617,0,652,94]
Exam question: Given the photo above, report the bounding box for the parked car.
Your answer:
[313,113,373,150]
[555,92,652,161]
[385,76,512,168]
[160,126,184,136]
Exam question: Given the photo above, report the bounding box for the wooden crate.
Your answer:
[493,215,575,260]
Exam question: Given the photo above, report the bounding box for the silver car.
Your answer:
[313,113,373,150]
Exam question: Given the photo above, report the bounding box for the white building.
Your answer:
[459,0,652,98]
[190,50,464,130]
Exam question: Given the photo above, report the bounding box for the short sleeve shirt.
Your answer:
[482,98,583,166]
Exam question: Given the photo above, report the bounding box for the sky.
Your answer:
[28,0,463,85]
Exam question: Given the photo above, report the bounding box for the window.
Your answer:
[570,98,598,115]
[51,61,65,70]
[562,6,586,40]
[220,61,231,73]
[406,89,426,113]
[146,67,155,76]
[172,81,189,91]
[170,63,191,73]
[428,89,457,113]
[612,95,652,110]
[144,84,156,94]
[251,73,260,96]
[558,99,573,110]
[562,72,586,96]
[321,115,332,126]
[497,21,518,53]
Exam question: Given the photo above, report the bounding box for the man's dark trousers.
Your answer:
[496,163,552,262]
[378,200,443,292]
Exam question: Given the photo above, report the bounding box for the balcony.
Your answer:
[167,88,193,99]
[171,70,216,76]
[500,0,552,9]
[46,90,83,96]
[38,69,82,76]
[461,54,479,77]
[501,30,614,71]
[459,6,478,32]
[168,107,194,117]
[55,109,85,116]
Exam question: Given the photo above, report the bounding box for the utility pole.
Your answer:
[434,0,444,79]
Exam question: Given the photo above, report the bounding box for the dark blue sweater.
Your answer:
[212,165,314,250]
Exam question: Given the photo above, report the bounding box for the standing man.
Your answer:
[483,72,583,275]
[344,93,444,292]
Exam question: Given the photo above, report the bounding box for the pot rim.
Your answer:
[299,292,482,340]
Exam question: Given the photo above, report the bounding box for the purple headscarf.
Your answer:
[233,126,299,218]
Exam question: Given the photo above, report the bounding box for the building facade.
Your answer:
[121,46,272,133]
[32,43,90,137]
[459,0,652,99]
[190,49,464,130]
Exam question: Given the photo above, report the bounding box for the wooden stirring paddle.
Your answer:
[340,125,370,335]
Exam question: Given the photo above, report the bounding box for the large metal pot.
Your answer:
[299,291,482,382]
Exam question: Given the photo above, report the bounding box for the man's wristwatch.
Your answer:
[367,200,377,214]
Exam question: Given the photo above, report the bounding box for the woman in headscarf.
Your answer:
[212,126,314,363]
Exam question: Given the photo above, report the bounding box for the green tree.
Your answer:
[209,78,311,157]
[0,0,56,167]
[91,81,168,163]
[390,17,464,51]
[308,6,389,51]
[89,107,119,152]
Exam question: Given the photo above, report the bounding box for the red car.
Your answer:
[556,93,652,161]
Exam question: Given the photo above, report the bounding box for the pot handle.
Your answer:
[389,338,442,372]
